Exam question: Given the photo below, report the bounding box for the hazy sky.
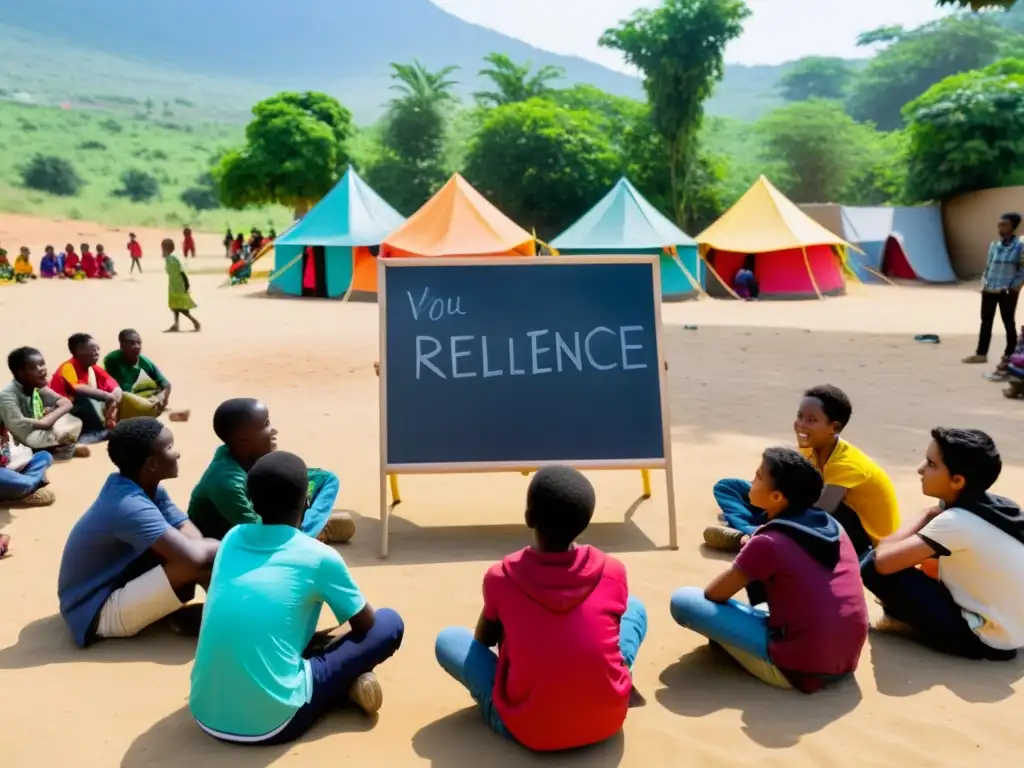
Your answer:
[431,0,950,69]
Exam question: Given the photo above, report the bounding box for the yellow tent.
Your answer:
[696,176,852,299]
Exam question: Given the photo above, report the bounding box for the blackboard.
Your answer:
[380,258,668,467]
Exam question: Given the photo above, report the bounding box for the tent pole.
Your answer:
[801,246,824,299]
[699,249,744,300]
[670,253,708,297]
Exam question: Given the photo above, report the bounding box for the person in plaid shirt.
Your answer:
[963,213,1024,373]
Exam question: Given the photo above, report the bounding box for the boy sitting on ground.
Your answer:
[705,384,899,555]
[0,347,86,460]
[861,428,1024,660]
[103,329,188,422]
[190,451,403,745]
[57,418,219,647]
[435,466,647,752]
[672,448,868,692]
[187,398,353,543]
[50,333,123,443]
[0,418,54,507]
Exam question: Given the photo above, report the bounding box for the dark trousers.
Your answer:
[976,290,1019,358]
[860,552,1015,661]
[256,609,405,745]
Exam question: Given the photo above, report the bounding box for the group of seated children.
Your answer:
[0,332,184,514]
[36,243,117,279]
[675,383,1023,693]
[0,247,38,284]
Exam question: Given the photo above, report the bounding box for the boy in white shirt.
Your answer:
[861,427,1024,660]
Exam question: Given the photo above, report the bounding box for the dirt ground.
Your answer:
[1,240,1021,767]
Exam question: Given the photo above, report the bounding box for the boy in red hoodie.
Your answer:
[435,466,646,751]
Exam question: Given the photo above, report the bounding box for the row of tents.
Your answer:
[266,167,959,302]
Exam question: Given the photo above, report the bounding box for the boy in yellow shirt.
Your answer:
[706,384,900,555]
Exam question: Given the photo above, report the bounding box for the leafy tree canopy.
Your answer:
[215,91,353,212]
[475,53,565,107]
[903,59,1024,201]
[464,98,621,238]
[847,15,1021,130]
[21,154,82,197]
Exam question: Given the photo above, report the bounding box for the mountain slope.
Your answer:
[0,0,785,121]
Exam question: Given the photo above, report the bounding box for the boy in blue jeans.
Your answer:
[190,451,404,745]
[672,448,868,692]
[435,466,647,751]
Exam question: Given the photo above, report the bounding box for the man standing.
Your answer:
[963,213,1024,376]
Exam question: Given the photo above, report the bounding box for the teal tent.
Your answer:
[550,178,703,301]
[269,167,405,299]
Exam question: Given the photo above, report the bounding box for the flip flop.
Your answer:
[914,334,940,344]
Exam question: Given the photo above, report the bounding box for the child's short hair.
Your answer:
[247,451,308,525]
[108,417,164,478]
[762,447,824,512]
[212,398,261,442]
[67,333,93,354]
[1000,213,1021,231]
[804,384,852,430]
[527,466,596,550]
[931,427,1001,495]
[7,346,41,375]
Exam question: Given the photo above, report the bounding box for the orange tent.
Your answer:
[379,174,536,258]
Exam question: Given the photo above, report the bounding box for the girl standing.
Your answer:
[162,238,201,332]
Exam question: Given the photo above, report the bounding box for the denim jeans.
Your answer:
[250,608,405,746]
[714,478,873,555]
[434,596,648,739]
[669,586,793,688]
[860,551,1016,661]
[299,469,340,538]
[0,451,53,502]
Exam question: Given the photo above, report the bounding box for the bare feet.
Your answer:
[73,444,91,458]
[11,488,56,507]
[349,672,383,715]
[316,511,356,545]
[164,325,180,333]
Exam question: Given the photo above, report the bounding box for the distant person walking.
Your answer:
[963,213,1024,377]
[183,227,197,259]
[223,229,233,259]
[162,239,200,333]
[128,233,143,274]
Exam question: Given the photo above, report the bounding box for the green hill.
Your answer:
[0,1,790,122]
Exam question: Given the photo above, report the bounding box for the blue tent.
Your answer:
[890,206,958,283]
[550,178,703,301]
[269,167,405,299]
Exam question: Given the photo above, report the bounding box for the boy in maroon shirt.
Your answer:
[671,447,868,692]
[434,466,647,751]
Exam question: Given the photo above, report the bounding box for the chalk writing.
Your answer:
[406,287,467,322]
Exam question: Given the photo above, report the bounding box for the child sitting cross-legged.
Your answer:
[190,451,404,745]
[671,448,868,693]
[435,466,648,752]
[861,428,1024,660]
[705,384,899,556]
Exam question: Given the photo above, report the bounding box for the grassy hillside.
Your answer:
[0,101,292,230]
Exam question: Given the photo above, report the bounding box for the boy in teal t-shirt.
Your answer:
[189,451,404,745]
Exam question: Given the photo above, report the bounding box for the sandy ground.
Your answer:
[1,263,1022,767]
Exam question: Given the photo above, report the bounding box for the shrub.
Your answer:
[78,140,107,151]
[150,148,169,160]
[181,185,219,211]
[21,155,83,196]
[99,118,123,133]
[114,169,160,202]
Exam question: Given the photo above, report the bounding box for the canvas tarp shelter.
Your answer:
[800,204,957,284]
[697,176,849,300]
[550,178,703,301]
[379,174,535,258]
[269,167,405,299]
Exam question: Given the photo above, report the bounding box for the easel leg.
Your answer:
[665,469,678,550]
[641,469,652,499]
[389,473,401,504]
[379,470,390,558]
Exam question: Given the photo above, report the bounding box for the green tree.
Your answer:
[841,130,909,206]
[464,99,621,237]
[600,0,750,225]
[778,57,855,101]
[365,61,460,214]
[474,53,565,107]
[936,0,1015,8]
[847,16,1018,130]
[903,61,1024,201]
[115,169,160,202]
[757,99,881,204]
[215,91,353,214]
[180,172,220,211]
[20,155,83,196]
